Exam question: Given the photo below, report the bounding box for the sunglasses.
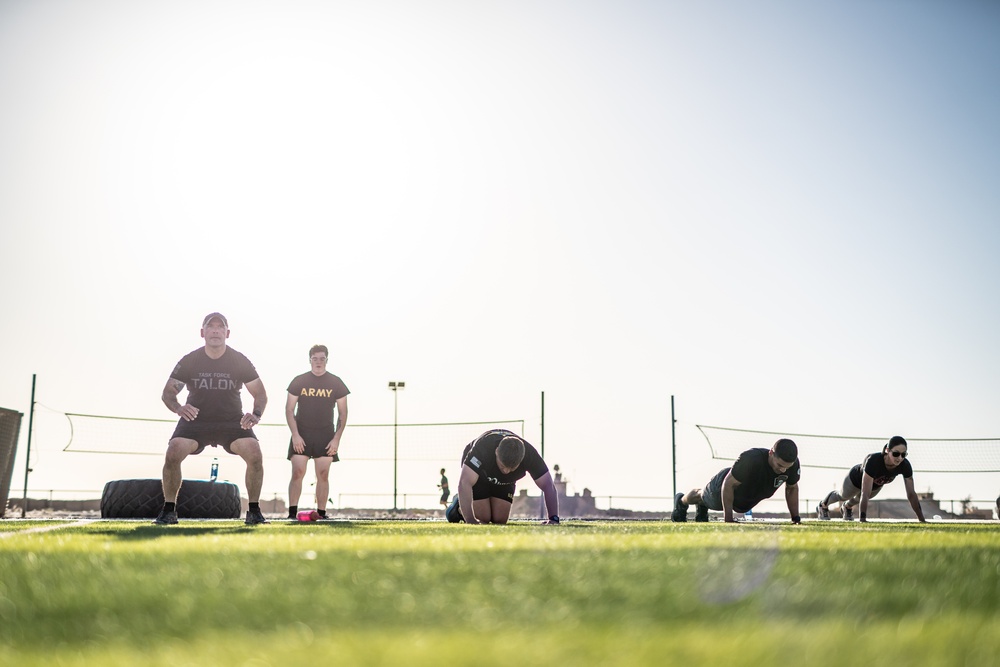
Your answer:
[889,450,907,458]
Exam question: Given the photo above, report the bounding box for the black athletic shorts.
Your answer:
[287,424,340,461]
[470,479,516,503]
[170,420,258,455]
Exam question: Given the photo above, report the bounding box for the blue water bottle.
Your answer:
[210,458,219,482]
[744,508,753,521]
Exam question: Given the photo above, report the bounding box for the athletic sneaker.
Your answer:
[153,509,178,525]
[445,496,463,523]
[695,504,709,523]
[245,507,269,525]
[671,493,689,523]
[842,506,854,521]
[816,504,830,521]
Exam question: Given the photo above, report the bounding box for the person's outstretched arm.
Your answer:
[785,482,801,523]
[721,472,741,523]
[903,477,926,522]
[458,465,480,524]
[859,473,876,522]
[533,472,560,523]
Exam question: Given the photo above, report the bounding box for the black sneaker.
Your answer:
[445,495,463,523]
[695,504,709,522]
[842,506,854,522]
[245,507,269,525]
[153,509,178,525]
[671,493,689,522]
[816,503,830,521]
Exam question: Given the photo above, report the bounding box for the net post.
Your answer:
[671,395,677,499]
[21,374,36,518]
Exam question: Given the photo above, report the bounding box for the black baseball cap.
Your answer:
[202,312,229,328]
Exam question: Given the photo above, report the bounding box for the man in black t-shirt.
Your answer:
[285,344,350,519]
[157,313,269,526]
[445,429,559,525]
[672,439,802,524]
[816,436,925,522]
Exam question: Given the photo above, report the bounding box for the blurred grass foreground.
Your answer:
[1,520,998,666]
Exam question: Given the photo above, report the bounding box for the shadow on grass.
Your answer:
[85,520,363,541]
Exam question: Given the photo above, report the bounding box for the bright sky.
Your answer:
[2,1,998,512]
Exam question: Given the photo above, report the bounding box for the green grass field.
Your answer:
[1,519,998,666]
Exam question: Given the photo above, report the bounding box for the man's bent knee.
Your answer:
[231,439,263,464]
[165,438,198,464]
[684,489,704,505]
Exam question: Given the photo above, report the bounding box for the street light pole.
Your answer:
[388,381,405,511]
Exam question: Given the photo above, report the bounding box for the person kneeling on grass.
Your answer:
[672,438,802,524]
[446,429,560,525]
[815,436,925,523]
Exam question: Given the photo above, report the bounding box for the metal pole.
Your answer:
[388,381,405,513]
[671,395,677,499]
[393,388,398,511]
[21,374,36,518]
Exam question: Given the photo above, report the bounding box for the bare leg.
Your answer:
[471,497,514,524]
[488,497,513,524]
[682,488,705,506]
[231,438,264,503]
[162,438,199,502]
[288,455,309,507]
[313,456,333,512]
[471,498,492,523]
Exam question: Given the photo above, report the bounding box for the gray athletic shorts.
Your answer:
[701,467,752,514]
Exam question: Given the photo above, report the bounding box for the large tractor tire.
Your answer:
[101,478,242,519]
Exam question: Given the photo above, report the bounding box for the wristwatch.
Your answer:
[548,515,560,524]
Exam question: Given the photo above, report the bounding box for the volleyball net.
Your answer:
[60,412,524,462]
[22,409,525,509]
[696,424,1000,473]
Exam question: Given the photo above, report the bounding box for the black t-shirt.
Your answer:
[729,448,801,509]
[287,371,350,429]
[170,347,259,422]
[848,452,913,489]
[462,430,549,488]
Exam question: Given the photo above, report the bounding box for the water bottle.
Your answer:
[210,458,219,482]
[297,510,320,522]
[744,508,753,521]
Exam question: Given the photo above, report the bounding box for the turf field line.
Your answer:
[0,519,97,539]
